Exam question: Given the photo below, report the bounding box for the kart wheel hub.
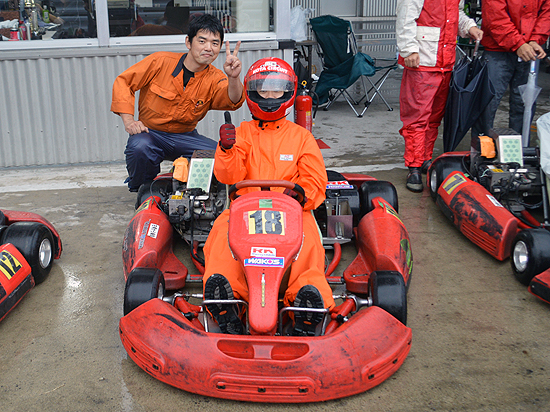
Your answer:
[39,238,53,269]
[513,241,529,272]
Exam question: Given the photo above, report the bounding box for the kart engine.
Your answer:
[476,148,543,214]
[164,180,228,243]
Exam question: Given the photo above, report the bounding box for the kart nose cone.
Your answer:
[512,240,528,272]
[39,238,53,269]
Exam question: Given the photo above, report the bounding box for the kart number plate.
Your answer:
[0,250,23,280]
[247,210,285,235]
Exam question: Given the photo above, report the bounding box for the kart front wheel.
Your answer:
[511,229,550,286]
[124,268,165,315]
[370,271,407,325]
[0,222,54,285]
[359,180,398,217]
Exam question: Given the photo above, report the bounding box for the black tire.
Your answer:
[359,180,398,217]
[370,271,407,325]
[0,222,54,285]
[428,157,466,201]
[510,229,550,286]
[0,210,5,225]
[123,268,165,315]
[135,178,173,210]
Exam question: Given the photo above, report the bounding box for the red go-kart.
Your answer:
[427,128,550,304]
[0,209,62,322]
[119,151,412,403]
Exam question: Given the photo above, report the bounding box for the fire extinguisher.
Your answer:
[295,80,313,132]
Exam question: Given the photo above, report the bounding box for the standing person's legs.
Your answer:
[472,51,516,137]
[424,71,452,161]
[399,69,442,192]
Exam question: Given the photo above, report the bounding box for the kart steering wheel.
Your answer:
[228,180,306,207]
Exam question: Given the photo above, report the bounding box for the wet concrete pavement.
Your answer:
[1,66,550,412]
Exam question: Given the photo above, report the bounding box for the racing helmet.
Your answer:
[244,57,297,122]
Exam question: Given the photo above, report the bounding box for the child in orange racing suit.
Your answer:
[203,57,335,335]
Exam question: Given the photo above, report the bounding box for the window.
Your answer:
[0,0,273,42]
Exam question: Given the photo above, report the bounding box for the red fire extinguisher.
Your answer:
[295,81,313,132]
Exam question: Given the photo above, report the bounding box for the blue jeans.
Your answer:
[472,51,533,137]
[124,129,217,191]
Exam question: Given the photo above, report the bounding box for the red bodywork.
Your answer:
[530,269,550,304]
[120,175,413,402]
[436,171,519,261]
[0,244,34,322]
[0,209,62,321]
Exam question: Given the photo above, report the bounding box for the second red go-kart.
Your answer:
[0,209,62,322]
[427,128,550,304]
[119,151,413,403]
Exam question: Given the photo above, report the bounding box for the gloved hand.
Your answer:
[284,188,307,206]
[219,123,236,150]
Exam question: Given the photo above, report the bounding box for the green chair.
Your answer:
[310,15,397,117]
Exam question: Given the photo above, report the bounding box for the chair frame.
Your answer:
[312,17,397,117]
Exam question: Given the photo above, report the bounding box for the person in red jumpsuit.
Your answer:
[396,0,483,192]
[202,57,335,335]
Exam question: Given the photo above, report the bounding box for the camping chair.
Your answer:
[310,15,397,117]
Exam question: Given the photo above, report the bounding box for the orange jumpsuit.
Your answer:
[111,52,245,133]
[203,118,335,309]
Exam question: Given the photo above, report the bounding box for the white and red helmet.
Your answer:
[244,57,298,122]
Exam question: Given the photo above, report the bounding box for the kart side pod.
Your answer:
[436,171,519,261]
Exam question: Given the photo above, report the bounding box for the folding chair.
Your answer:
[310,15,397,117]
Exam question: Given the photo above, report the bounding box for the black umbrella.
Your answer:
[443,41,496,152]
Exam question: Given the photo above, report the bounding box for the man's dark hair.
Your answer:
[188,13,224,43]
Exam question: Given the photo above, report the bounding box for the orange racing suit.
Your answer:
[203,118,335,310]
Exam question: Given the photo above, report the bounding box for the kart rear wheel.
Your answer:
[0,222,54,285]
[135,178,172,210]
[124,268,165,315]
[428,157,465,201]
[359,180,398,217]
[370,271,407,325]
[511,229,550,286]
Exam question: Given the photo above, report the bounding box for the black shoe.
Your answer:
[420,159,432,174]
[204,274,244,335]
[406,167,423,193]
[292,285,325,336]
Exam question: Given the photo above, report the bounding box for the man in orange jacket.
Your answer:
[111,14,245,193]
[202,57,335,336]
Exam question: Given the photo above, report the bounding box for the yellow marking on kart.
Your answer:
[0,250,23,280]
[380,200,402,223]
[443,173,467,195]
[135,198,151,214]
[247,210,285,235]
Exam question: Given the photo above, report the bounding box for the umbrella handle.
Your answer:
[473,40,480,58]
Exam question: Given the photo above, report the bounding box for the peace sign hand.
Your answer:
[223,40,242,79]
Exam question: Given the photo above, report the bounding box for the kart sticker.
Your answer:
[400,239,413,275]
[138,220,151,249]
[250,247,277,257]
[247,210,285,235]
[259,199,272,209]
[378,200,402,223]
[244,257,284,267]
[443,173,467,195]
[486,194,503,208]
[0,250,23,280]
[135,199,152,214]
[147,223,160,239]
[327,181,354,190]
